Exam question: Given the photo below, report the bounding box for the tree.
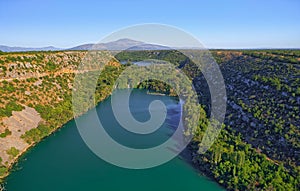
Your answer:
[6,147,19,158]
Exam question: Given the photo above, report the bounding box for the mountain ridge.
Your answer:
[0,39,172,52]
[0,45,61,52]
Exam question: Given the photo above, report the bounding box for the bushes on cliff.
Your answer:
[6,147,19,158]
[0,101,24,117]
[21,124,52,144]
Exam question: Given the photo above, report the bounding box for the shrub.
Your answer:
[0,101,24,117]
[0,129,12,138]
[6,147,19,158]
[45,61,57,71]
[0,166,7,176]
[21,124,52,144]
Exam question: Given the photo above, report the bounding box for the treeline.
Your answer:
[115,50,191,68]
[137,79,177,96]
[191,127,299,190]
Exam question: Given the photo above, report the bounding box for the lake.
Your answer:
[5,90,223,191]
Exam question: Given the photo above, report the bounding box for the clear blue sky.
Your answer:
[0,0,299,48]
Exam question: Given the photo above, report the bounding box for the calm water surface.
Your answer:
[5,90,223,191]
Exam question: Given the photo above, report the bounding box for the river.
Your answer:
[5,90,223,191]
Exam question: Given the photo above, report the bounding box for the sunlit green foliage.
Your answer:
[0,101,24,117]
[0,129,12,138]
[6,147,19,158]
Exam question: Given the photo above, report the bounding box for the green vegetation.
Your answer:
[0,50,299,190]
[0,101,24,117]
[115,50,191,68]
[0,166,7,177]
[6,147,19,158]
[217,50,299,167]
[0,157,5,180]
[192,128,299,190]
[115,49,300,190]
[45,61,57,71]
[137,79,176,96]
[0,129,12,138]
[243,49,300,64]
[0,51,87,180]
[1,81,15,93]
[21,124,52,144]
[21,64,124,144]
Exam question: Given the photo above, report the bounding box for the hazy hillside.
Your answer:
[0,45,61,52]
[0,39,173,52]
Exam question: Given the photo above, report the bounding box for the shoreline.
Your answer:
[0,118,72,181]
[0,90,113,183]
[180,146,225,190]
[0,89,173,182]
[0,98,226,191]
[0,90,223,190]
[146,91,166,96]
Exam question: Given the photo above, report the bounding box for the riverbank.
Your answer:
[0,89,171,181]
[4,89,225,191]
[0,142,34,181]
[0,52,124,183]
[0,117,73,181]
[0,90,114,183]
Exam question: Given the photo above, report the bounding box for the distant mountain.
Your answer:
[0,38,174,52]
[0,45,61,52]
[69,38,172,51]
[103,38,145,50]
[67,44,95,51]
[127,43,171,50]
[69,38,145,51]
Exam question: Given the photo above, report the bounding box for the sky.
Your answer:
[0,0,299,49]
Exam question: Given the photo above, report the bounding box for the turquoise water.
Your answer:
[5,90,223,191]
